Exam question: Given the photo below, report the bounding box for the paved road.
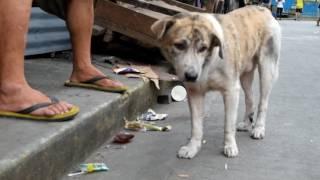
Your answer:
[63,20,320,180]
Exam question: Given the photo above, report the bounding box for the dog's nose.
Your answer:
[184,72,198,82]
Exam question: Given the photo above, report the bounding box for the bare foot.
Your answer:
[70,64,126,89]
[0,84,73,116]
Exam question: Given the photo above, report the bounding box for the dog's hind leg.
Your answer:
[252,19,281,139]
[237,68,256,132]
[252,38,280,139]
[177,86,205,159]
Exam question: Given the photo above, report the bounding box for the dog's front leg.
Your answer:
[222,87,240,157]
[177,86,204,159]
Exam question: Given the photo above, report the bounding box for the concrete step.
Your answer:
[0,56,157,180]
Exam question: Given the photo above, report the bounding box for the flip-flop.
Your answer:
[64,76,128,93]
[0,97,79,121]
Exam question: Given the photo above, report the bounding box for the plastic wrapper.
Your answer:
[138,109,168,121]
[113,67,141,74]
[68,163,109,176]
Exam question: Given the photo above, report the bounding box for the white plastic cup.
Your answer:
[171,85,187,102]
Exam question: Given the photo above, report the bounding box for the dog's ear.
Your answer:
[210,34,224,59]
[151,18,175,40]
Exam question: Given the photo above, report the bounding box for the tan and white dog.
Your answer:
[151,6,281,158]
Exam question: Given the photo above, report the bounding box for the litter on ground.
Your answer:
[68,163,109,177]
[138,108,168,121]
[124,119,171,132]
[112,132,135,144]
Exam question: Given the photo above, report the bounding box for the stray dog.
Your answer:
[151,6,281,158]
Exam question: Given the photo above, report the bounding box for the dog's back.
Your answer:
[215,6,281,74]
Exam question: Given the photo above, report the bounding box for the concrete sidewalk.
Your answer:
[0,56,158,180]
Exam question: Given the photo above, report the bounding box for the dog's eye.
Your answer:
[198,45,208,53]
[174,42,187,51]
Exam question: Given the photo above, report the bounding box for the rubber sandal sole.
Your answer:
[0,106,79,121]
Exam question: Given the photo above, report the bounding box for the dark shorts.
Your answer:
[34,0,68,19]
[296,8,303,13]
[34,0,96,19]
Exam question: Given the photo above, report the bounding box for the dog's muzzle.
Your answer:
[184,71,198,82]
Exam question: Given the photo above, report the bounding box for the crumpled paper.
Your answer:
[112,64,178,89]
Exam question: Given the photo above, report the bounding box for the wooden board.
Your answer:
[94,0,204,46]
[95,0,168,46]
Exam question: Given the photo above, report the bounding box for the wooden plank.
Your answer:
[121,3,168,19]
[161,0,206,12]
[146,0,191,13]
[116,0,189,15]
[95,0,168,46]
[205,0,224,13]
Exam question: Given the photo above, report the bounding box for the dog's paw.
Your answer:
[177,144,200,159]
[224,144,239,158]
[236,121,251,131]
[251,126,265,139]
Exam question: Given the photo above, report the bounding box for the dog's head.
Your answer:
[151,13,224,82]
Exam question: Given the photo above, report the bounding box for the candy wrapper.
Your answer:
[68,163,109,176]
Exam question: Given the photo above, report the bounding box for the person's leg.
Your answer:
[280,8,283,20]
[0,0,73,116]
[276,8,280,19]
[66,0,125,89]
[299,9,302,19]
[318,7,320,26]
[296,9,301,20]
